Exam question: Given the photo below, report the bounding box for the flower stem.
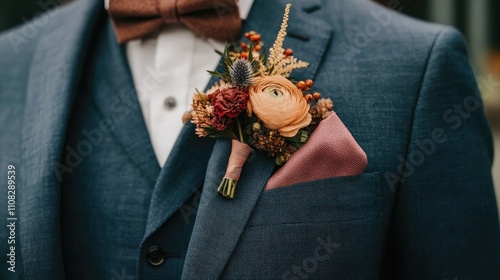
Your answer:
[236,118,244,143]
[217,178,238,199]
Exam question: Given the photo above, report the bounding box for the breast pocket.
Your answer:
[248,172,381,226]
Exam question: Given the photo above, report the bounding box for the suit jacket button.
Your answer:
[146,245,166,266]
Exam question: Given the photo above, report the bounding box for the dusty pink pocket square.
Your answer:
[265,112,368,190]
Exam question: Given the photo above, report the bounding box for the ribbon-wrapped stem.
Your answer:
[217,139,254,199]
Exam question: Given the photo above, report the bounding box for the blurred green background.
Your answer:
[1,0,499,202]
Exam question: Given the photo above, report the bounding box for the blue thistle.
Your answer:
[230,58,254,88]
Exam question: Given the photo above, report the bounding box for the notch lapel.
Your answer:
[182,140,276,280]
[142,122,215,240]
[89,19,160,187]
[19,0,103,278]
[141,70,222,240]
[183,0,333,278]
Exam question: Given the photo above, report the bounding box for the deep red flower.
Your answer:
[211,87,249,119]
[212,116,231,131]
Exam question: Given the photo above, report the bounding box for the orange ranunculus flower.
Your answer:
[249,75,312,137]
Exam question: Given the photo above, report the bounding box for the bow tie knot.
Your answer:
[109,0,242,43]
[158,0,179,25]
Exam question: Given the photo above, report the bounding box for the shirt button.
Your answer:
[164,97,177,110]
[146,245,166,266]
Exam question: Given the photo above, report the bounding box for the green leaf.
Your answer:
[248,42,254,62]
[207,70,222,76]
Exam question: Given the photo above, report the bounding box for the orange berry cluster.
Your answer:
[240,31,263,59]
[297,79,321,103]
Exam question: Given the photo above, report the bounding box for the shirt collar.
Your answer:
[238,0,254,20]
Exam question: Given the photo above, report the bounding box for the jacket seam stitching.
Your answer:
[397,26,450,191]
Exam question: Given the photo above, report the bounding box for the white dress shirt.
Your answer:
[113,0,254,167]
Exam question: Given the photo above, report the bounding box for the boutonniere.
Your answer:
[185,4,334,198]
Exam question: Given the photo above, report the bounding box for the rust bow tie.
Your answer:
[108,0,242,43]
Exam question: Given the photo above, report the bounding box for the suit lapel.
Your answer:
[142,122,215,239]
[141,63,223,240]
[89,19,160,187]
[20,0,103,278]
[140,5,251,239]
[182,140,276,279]
[182,0,333,278]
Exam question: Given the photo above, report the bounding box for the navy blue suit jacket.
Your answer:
[0,0,499,279]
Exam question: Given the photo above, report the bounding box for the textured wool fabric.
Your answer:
[58,21,215,279]
[108,0,241,43]
[265,112,367,190]
[1,0,500,279]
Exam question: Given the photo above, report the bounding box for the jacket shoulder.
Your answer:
[0,0,100,95]
[321,0,462,65]
[0,0,88,59]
